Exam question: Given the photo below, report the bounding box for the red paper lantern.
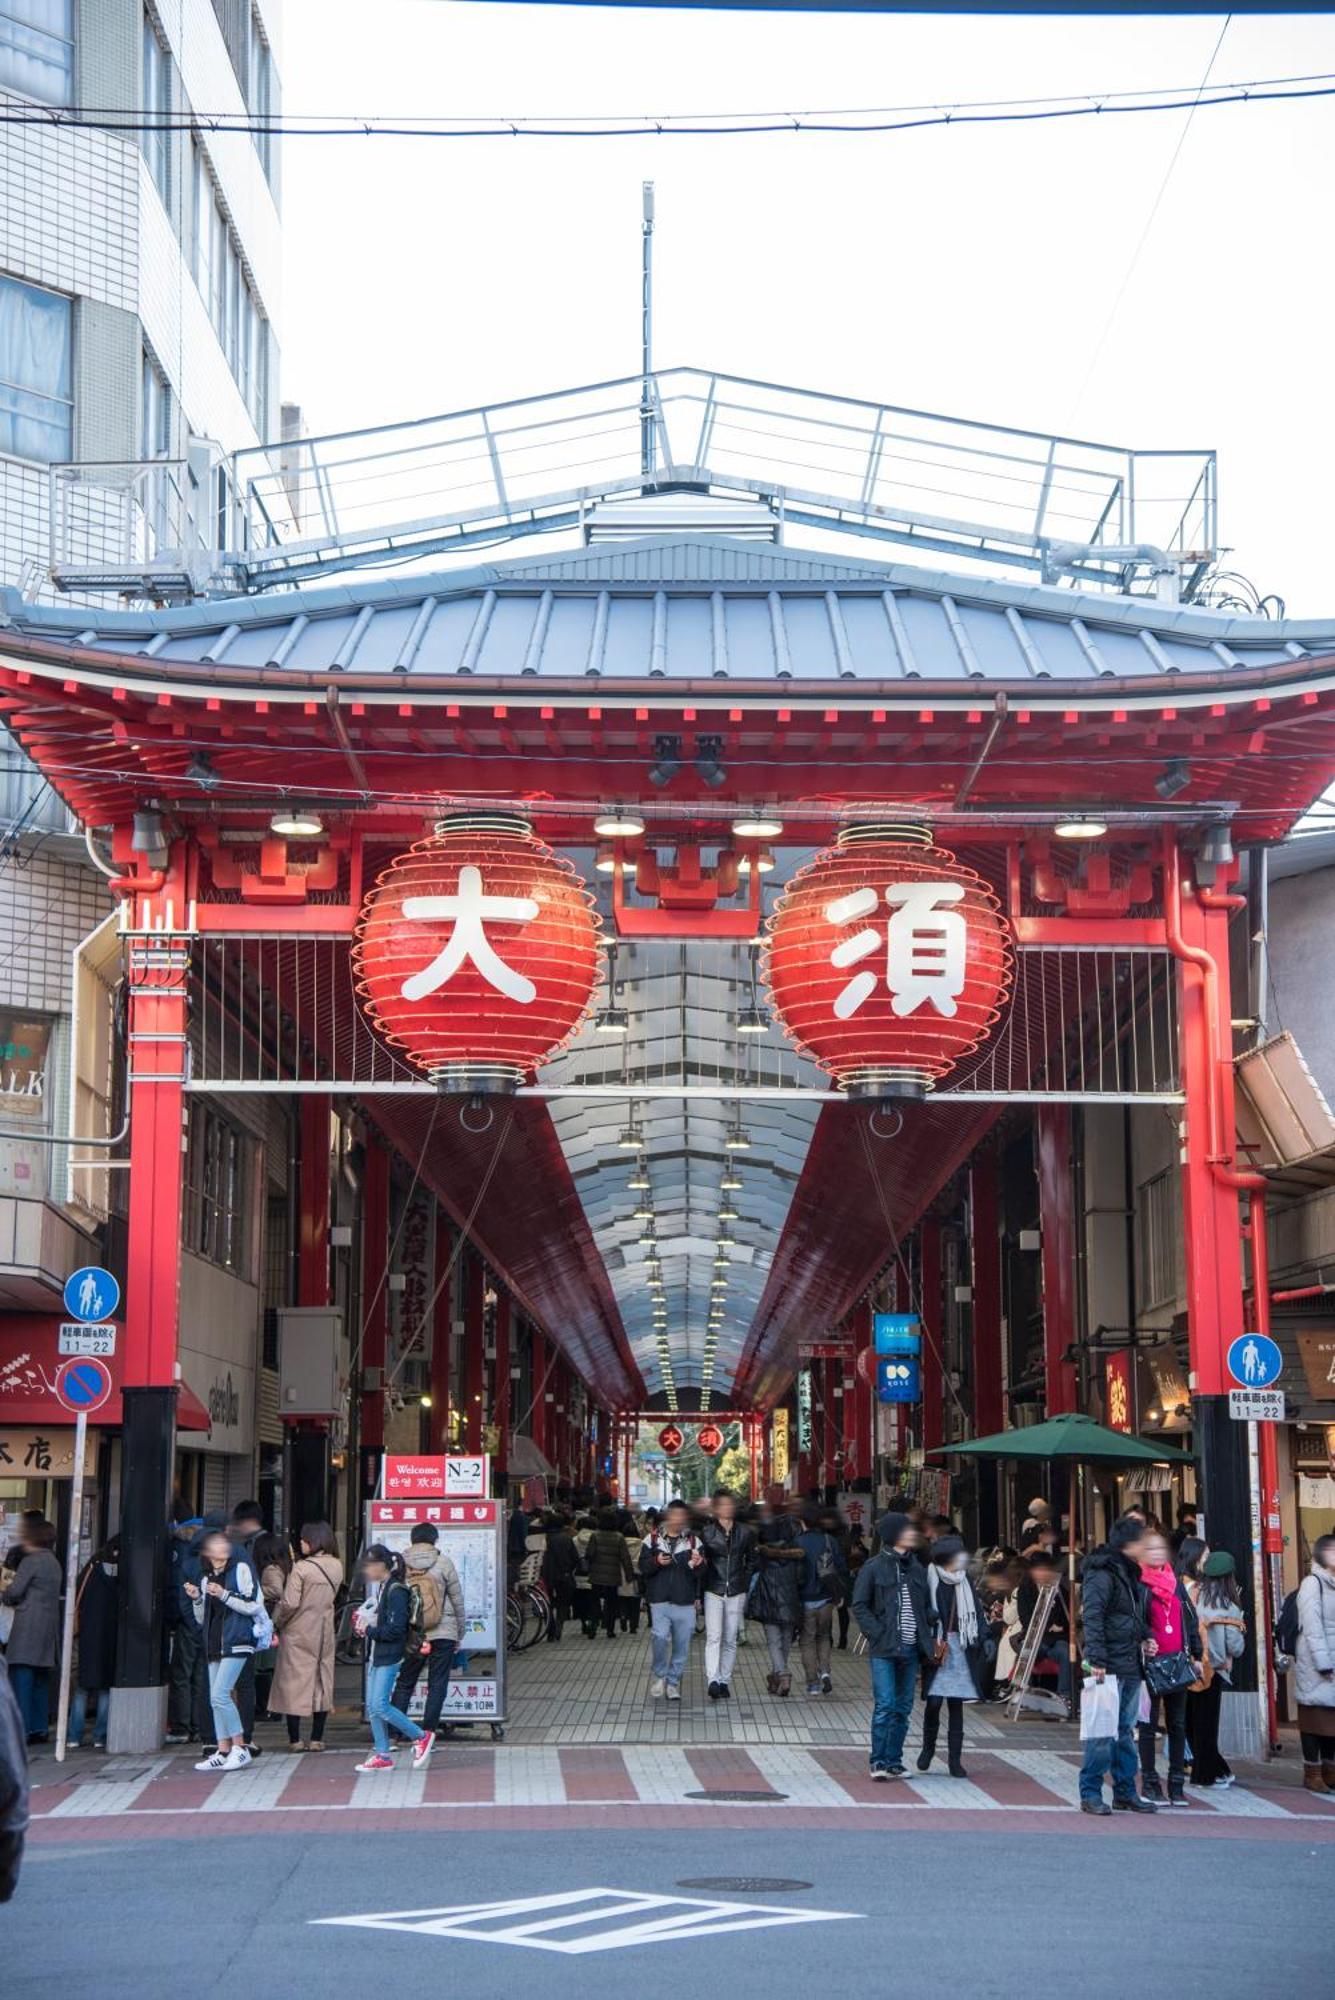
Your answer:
[352,813,600,1092]
[696,1422,725,1456]
[763,822,1013,1098]
[659,1423,685,1457]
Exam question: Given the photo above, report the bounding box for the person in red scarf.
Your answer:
[1136,1529,1202,1806]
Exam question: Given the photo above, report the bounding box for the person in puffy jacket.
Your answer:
[638,1499,705,1700]
[0,1655,27,1903]
[184,1530,263,1773]
[851,1512,933,1778]
[1077,1516,1157,1817]
[1294,1533,1335,1795]
[2,1518,61,1743]
[582,1509,636,1640]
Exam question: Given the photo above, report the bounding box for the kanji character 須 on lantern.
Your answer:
[762,822,1013,1098]
[352,813,600,1091]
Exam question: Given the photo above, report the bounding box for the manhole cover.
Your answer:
[683,1800,787,1816]
[87,1764,153,1782]
[677,1877,812,1893]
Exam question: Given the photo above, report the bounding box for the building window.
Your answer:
[141,348,170,458]
[249,9,276,185]
[186,1103,255,1274]
[0,275,72,463]
[141,10,171,202]
[0,1012,53,1201]
[0,0,73,104]
[1136,1168,1183,1312]
[190,140,270,431]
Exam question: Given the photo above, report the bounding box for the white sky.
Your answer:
[277,3,1335,614]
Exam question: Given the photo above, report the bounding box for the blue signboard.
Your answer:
[874,1312,921,1355]
[876,1356,921,1403]
[63,1265,120,1324]
[1226,1333,1283,1390]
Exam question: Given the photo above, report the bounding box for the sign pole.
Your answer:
[54,1407,87,1765]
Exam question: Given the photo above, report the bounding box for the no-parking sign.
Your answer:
[54,1357,113,1415]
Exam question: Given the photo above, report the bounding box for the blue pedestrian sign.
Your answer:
[874,1313,921,1355]
[876,1356,921,1404]
[1226,1333,1283,1390]
[55,1357,113,1416]
[63,1265,119,1324]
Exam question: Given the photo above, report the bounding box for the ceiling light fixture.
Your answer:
[735,848,775,876]
[628,1162,651,1190]
[1054,817,1108,841]
[717,1204,739,1222]
[724,1123,752,1151]
[594,808,646,839]
[618,1122,646,1151]
[732,812,783,840]
[720,1170,742,1192]
[269,806,324,839]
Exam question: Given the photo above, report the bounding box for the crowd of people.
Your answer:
[3,1485,1334,1818]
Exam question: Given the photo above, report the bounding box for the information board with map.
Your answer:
[364,1497,507,1730]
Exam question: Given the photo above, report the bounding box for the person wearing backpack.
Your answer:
[352,1545,435,1773]
[1184,1549,1246,1790]
[1294,1532,1335,1794]
[183,1530,266,1772]
[796,1505,850,1696]
[390,1522,465,1738]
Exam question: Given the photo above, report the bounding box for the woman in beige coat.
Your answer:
[269,1522,343,1751]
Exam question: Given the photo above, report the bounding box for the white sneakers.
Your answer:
[649,1677,666,1699]
[194,1744,251,1773]
[665,1684,682,1702]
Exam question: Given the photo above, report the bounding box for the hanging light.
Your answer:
[720,1170,742,1192]
[618,1121,646,1150]
[716,1235,735,1250]
[724,1123,752,1150]
[628,1161,651,1189]
[594,808,646,839]
[596,1002,630,1034]
[595,842,637,876]
[130,807,169,867]
[639,1230,658,1249]
[737,998,771,1033]
[732,812,784,840]
[718,1204,739,1222]
[1053,817,1107,841]
[633,1202,654,1221]
[735,848,775,875]
[270,805,324,838]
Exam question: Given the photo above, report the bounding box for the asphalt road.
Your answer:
[10,1824,1327,1996]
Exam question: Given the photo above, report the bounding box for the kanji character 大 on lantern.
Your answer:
[352,814,601,1092]
[762,822,1013,1098]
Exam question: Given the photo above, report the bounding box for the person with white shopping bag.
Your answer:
[1077,1516,1158,1817]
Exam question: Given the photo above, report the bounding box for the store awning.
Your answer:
[0,1315,211,1430]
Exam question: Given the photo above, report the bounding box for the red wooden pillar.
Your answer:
[463,1254,485,1454]
[297,1096,331,1306]
[530,1324,549,1460]
[970,1149,1005,1435]
[1037,1105,1080,1412]
[360,1139,389,1453]
[1175,872,1245,1397]
[919,1218,944,1452]
[123,927,189,1389]
[493,1291,512,1475]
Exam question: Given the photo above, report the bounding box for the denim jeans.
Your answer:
[366,1659,425,1755]
[703,1592,745,1685]
[649,1601,695,1685]
[9,1664,50,1739]
[68,1687,110,1747]
[869,1652,917,1768]
[207,1655,247,1741]
[800,1602,835,1682]
[1038,1637,1074,1701]
[1079,1672,1142,1800]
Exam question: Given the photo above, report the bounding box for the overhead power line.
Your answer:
[4,72,1335,141]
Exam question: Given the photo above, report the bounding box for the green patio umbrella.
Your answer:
[929,1413,1196,1686]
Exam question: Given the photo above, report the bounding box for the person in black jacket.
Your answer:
[851,1512,934,1779]
[69,1537,120,1750]
[748,1499,805,1696]
[1016,1547,1073,1706]
[353,1545,435,1774]
[698,1489,756,1700]
[541,1514,581,1644]
[0,1655,27,1903]
[1077,1516,1157,1816]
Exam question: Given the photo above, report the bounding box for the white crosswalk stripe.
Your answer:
[620,1746,699,1804]
[199,1751,303,1813]
[45,1757,169,1817]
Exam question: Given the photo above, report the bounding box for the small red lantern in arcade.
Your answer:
[763,822,1013,1099]
[696,1421,725,1456]
[659,1423,685,1457]
[352,813,600,1092]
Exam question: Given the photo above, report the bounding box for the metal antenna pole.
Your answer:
[640,180,655,484]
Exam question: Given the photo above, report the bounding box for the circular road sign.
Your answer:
[658,1423,685,1457]
[55,1357,113,1416]
[1226,1333,1283,1390]
[63,1265,120,1324]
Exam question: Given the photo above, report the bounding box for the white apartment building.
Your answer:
[0,0,291,1523]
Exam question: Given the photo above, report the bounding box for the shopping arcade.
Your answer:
[7,518,1335,1743]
